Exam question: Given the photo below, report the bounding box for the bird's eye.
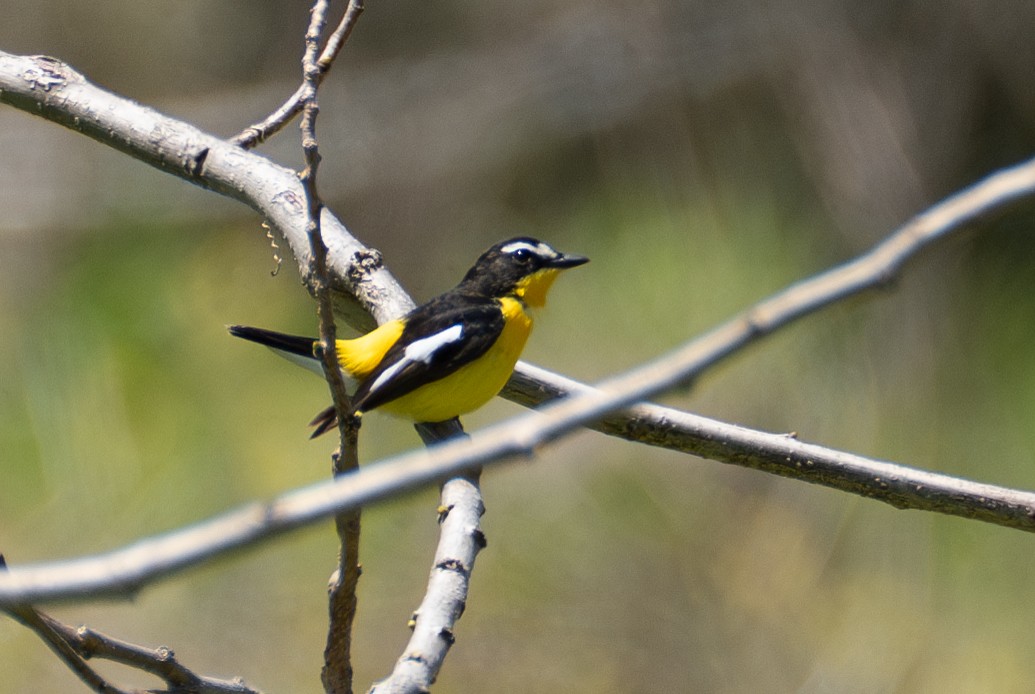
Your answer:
[511,248,533,263]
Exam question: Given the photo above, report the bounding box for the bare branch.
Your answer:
[4,604,133,694]
[2,558,261,694]
[301,2,356,450]
[294,3,364,692]
[507,158,1035,408]
[231,0,365,149]
[4,323,1035,610]
[367,479,484,694]
[367,424,483,694]
[4,49,1035,606]
[503,156,1035,434]
[0,50,413,332]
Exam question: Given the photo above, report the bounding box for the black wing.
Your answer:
[351,296,505,414]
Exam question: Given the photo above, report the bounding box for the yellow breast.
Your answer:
[378,297,532,422]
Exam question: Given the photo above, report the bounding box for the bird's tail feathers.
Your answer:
[228,325,323,376]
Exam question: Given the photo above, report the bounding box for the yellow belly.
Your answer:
[378,297,532,422]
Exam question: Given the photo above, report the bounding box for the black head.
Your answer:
[459,237,588,304]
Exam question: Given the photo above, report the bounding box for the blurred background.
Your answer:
[2,0,1035,691]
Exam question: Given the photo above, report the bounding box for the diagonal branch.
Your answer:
[504,153,1035,426]
[3,351,1035,609]
[0,51,415,331]
[10,45,1031,444]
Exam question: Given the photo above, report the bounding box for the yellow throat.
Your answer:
[513,268,562,308]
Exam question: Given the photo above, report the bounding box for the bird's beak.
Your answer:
[547,253,589,269]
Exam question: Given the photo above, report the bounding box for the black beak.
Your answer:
[547,253,589,269]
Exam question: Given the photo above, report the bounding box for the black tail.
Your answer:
[227,325,316,359]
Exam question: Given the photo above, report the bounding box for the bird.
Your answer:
[229,237,588,436]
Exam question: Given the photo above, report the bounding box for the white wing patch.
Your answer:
[367,323,464,394]
[500,240,555,258]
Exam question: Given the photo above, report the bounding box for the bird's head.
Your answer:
[460,237,588,307]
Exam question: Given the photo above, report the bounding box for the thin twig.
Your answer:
[61,620,260,692]
[232,0,365,149]
[60,617,261,693]
[301,6,355,447]
[288,7,482,688]
[2,555,133,694]
[2,557,260,694]
[5,607,131,694]
[295,4,363,693]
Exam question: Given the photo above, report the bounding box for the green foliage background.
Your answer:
[3,1,1035,692]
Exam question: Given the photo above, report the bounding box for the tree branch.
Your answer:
[294,3,364,692]
[5,314,1035,608]
[2,559,261,694]
[503,153,1035,438]
[5,47,1035,692]
[5,605,132,694]
[0,50,413,332]
[231,0,364,149]
[367,423,483,694]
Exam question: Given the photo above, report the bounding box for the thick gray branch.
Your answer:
[0,50,413,330]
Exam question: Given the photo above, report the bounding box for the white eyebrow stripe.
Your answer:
[367,324,464,394]
[500,240,555,257]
